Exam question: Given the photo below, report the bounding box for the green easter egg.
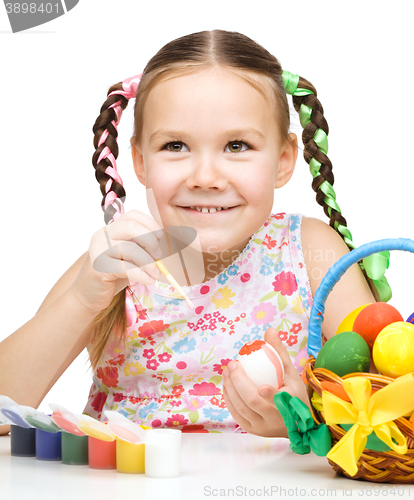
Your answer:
[314,331,370,377]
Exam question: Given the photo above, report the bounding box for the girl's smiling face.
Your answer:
[132,66,297,275]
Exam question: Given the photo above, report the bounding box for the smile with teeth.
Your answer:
[183,206,234,213]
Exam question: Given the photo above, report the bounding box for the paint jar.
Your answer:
[116,439,145,474]
[10,425,36,457]
[145,429,181,478]
[35,428,62,461]
[88,436,116,469]
[61,431,89,465]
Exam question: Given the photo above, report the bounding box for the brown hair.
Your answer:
[88,29,377,370]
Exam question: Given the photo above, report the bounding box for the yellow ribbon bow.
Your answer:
[322,373,414,476]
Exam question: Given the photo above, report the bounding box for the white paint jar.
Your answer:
[144,429,182,478]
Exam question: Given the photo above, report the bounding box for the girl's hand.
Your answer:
[222,327,310,438]
[69,210,164,314]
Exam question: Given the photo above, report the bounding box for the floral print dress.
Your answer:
[83,212,314,433]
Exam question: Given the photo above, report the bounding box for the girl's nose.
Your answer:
[185,155,228,190]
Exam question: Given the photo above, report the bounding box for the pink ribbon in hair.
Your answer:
[108,73,143,100]
[105,191,118,206]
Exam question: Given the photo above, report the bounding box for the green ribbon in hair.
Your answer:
[274,392,331,456]
[282,71,300,95]
[282,71,314,97]
[361,251,392,302]
[299,104,312,128]
[313,129,328,155]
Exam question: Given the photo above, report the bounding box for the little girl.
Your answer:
[0,30,380,437]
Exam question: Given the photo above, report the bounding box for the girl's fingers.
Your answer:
[125,266,158,286]
[92,241,160,281]
[102,221,162,259]
[222,387,251,430]
[264,328,297,378]
[256,383,279,406]
[223,362,268,419]
[90,253,157,286]
[264,328,312,408]
[222,368,258,424]
[91,209,165,261]
[111,209,165,241]
[103,240,159,275]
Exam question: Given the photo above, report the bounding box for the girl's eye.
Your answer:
[164,142,189,152]
[226,141,250,153]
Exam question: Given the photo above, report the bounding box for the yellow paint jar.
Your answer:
[116,439,145,474]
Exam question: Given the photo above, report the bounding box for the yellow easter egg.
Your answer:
[373,322,414,377]
[336,304,372,335]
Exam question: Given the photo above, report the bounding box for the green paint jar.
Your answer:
[61,431,89,465]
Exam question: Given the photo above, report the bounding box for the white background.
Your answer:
[0,1,413,414]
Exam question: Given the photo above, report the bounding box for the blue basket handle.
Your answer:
[307,238,414,359]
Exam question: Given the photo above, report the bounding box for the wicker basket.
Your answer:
[303,238,414,483]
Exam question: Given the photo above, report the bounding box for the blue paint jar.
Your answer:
[35,428,62,461]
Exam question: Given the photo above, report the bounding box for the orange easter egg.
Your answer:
[320,381,378,401]
[336,304,372,335]
[320,381,351,402]
[353,303,404,349]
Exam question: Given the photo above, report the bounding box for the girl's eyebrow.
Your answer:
[149,127,265,145]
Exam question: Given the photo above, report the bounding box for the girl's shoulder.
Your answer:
[300,215,351,278]
[300,216,350,258]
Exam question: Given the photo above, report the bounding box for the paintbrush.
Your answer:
[155,260,195,310]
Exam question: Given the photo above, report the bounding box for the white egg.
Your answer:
[236,340,284,389]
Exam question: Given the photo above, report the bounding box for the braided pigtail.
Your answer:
[282,71,391,303]
[92,74,142,224]
[88,75,143,370]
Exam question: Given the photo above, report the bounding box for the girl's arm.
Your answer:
[0,253,97,435]
[222,216,376,437]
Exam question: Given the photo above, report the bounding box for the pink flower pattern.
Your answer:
[189,382,220,396]
[272,271,298,296]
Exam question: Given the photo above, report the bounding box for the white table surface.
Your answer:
[1,433,413,500]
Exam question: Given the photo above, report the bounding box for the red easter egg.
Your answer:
[353,303,404,349]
